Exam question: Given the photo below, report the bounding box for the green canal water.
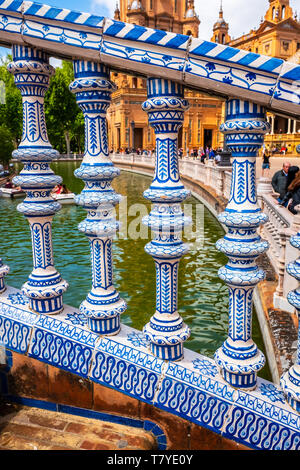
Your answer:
[1,161,272,380]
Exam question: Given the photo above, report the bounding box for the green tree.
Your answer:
[0,124,14,165]
[0,55,84,160]
[0,55,22,146]
[45,60,83,155]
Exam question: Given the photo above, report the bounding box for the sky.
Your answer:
[0,0,298,58]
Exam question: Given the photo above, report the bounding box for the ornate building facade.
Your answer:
[107,0,300,154]
[107,0,223,153]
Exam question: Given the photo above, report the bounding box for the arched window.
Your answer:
[272,6,276,19]
[222,34,226,44]
[282,6,286,19]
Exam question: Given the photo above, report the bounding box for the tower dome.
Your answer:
[130,0,143,10]
[185,0,197,19]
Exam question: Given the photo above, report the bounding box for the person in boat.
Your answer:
[4,178,13,188]
[61,184,70,194]
[52,184,63,194]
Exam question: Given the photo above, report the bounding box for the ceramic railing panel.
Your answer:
[281,231,300,413]
[8,45,68,315]
[0,1,298,117]
[141,78,191,361]
[70,60,126,335]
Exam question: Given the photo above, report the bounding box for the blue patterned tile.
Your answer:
[0,287,38,354]
[223,405,300,450]
[27,305,99,378]
[89,325,165,403]
[184,52,279,107]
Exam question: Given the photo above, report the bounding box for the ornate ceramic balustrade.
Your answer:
[0,0,299,450]
[0,0,298,118]
[141,78,191,361]
[7,45,68,315]
[281,231,300,413]
[214,99,269,391]
[69,60,126,335]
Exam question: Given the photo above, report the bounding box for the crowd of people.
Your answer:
[111,146,224,164]
[272,161,300,215]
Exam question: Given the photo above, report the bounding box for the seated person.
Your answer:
[52,184,63,194]
[279,168,300,214]
[4,179,13,188]
[271,162,291,205]
[61,184,70,194]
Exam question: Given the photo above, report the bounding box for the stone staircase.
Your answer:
[0,401,157,450]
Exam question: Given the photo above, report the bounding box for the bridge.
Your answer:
[0,0,299,450]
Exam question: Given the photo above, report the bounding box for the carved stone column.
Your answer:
[280,230,300,412]
[70,60,126,335]
[214,99,270,390]
[8,46,68,314]
[142,78,191,361]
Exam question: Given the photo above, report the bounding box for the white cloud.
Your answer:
[90,0,115,18]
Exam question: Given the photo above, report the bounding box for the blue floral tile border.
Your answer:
[0,286,299,450]
[0,1,298,117]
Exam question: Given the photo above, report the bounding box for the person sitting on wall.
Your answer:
[279,168,300,214]
[215,153,221,165]
[271,162,291,205]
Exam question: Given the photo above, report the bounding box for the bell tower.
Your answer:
[265,0,293,23]
[211,1,231,44]
[183,0,200,37]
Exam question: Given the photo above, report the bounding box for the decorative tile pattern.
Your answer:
[7,292,28,305]
[0,1,297,116]
[0,0,104,28]
[90,325,165,403]
[0,290,299,450]
[223,405,300,450]
[28,310,99,377]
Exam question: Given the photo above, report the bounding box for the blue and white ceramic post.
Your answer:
[8,46,68,314]
[142,79,191,361]
[280,236,300,412]
[0,258,9,293]
[214,99,270,390]
[70,60,126,335]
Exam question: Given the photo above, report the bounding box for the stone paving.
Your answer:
[0,401,157,451]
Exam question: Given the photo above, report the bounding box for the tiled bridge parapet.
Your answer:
[0,286,299,451]
[0,1,298,118]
